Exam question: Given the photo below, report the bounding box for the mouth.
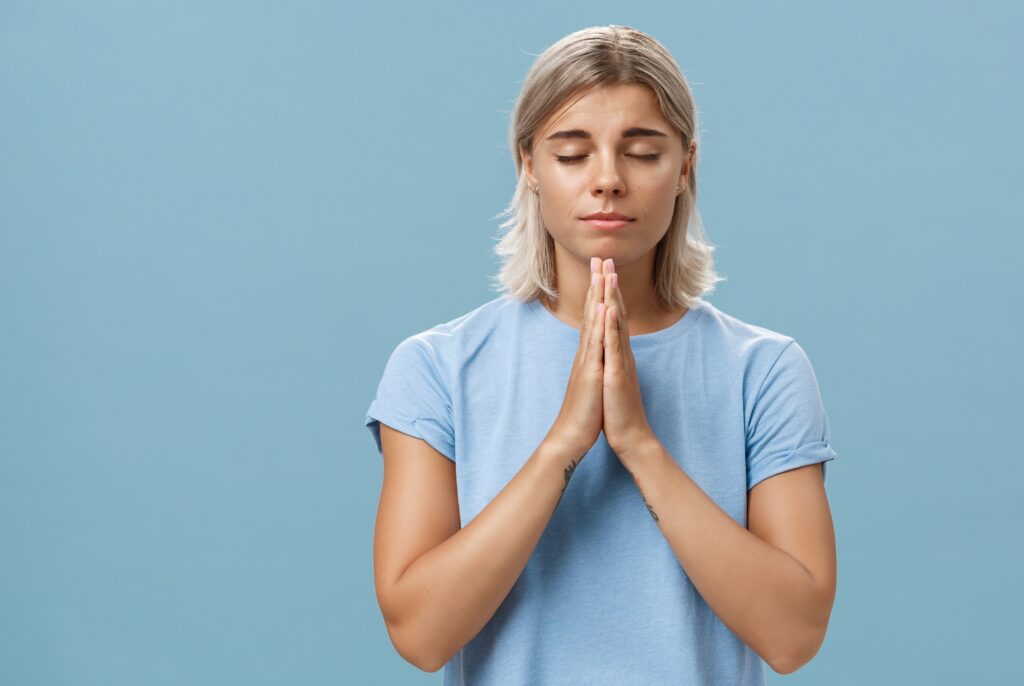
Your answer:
[582,217,634,231]
[583,211,634,221]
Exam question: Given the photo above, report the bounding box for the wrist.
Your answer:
[614,430,660,465]
[541,430,590,463]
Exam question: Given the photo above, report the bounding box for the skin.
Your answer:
[520,82,698,335]
[520,83,836,672]
[374,81,835,675]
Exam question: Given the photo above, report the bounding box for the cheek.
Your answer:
[650,169,680,191]
[537,186,579,224]
[633,194,678,234]
[537,196,573,240]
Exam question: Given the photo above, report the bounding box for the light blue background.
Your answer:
[2,1,1021,684]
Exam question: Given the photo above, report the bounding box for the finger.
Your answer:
[602,263,620,351]
[599,259,615,368]
[605,298,621,368]
[583,271,597,328]
[610,272,626,337]
[585,256,604,325]
[611,272,627,321]
[590,301,605,368]
[581,270,602,359]
[610,273,631,361]
[602,259,615,306]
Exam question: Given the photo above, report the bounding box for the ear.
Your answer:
[678,140,696,189]
[520,146,537,187]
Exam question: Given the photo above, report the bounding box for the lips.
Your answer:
[583,211,634,221]
[583,217,632,231]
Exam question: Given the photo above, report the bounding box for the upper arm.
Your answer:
[373,422,461,631]
[745,340,837,492]
[747,463,837,624]
[744,339,837,616]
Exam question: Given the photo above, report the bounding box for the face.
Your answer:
[521,82,695,270]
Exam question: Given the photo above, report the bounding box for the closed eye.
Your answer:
[555,154,662,164]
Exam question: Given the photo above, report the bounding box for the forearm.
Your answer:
[620,438,826,673]
[391,435,583,672]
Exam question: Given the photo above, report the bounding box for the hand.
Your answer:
[600,259,656,463]
[545,257,608,459]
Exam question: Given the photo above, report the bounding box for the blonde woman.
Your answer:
[365,25,838,684]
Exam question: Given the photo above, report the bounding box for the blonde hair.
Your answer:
[488,25,725,310]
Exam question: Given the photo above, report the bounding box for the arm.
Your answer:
[620,437,836,674]
[386,434,584,672]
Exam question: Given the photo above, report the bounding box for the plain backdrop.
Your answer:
[2,1,1022,684]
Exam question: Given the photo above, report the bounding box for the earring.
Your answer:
[675,185,680,192]
[534,184,540,193]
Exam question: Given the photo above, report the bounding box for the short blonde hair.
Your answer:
[488,25,725,310]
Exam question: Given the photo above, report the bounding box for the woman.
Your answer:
[365,25,838,684]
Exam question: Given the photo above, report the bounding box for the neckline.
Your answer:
[524,294,707,349]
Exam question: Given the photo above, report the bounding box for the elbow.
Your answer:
[378,582,448,672]
[768,643,812,675]
[768,624,828,675]
[385,617,447,673]
[420,657,448,674]
[770,583,833,674]
[771,648,819,676]
[769,652,805,676]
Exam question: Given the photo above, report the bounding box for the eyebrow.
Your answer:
[544,127,670,141]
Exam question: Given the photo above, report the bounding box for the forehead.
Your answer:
[537,83,673,140]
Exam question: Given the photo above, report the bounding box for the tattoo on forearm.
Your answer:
[640,493,659,521]
[626,467,659,521]
[559,458,579,498]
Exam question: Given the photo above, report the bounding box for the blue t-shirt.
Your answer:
[365,294,837,685]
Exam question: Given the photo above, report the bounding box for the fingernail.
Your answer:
[611,273,618,288]
[591,257,600,272]
[591,273,598,287]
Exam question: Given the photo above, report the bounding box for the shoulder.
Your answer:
[692,300,832,413]
[697,299,796,370]
[415,294,518,340]
[388,294,521,371]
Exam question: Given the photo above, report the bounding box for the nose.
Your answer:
[590,154,625,197]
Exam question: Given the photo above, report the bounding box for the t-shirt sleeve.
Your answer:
[365,334,456,463]
[746,339,837,491]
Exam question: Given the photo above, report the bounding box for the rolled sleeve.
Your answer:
[365,335,456,463]
[746,340,837,490]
